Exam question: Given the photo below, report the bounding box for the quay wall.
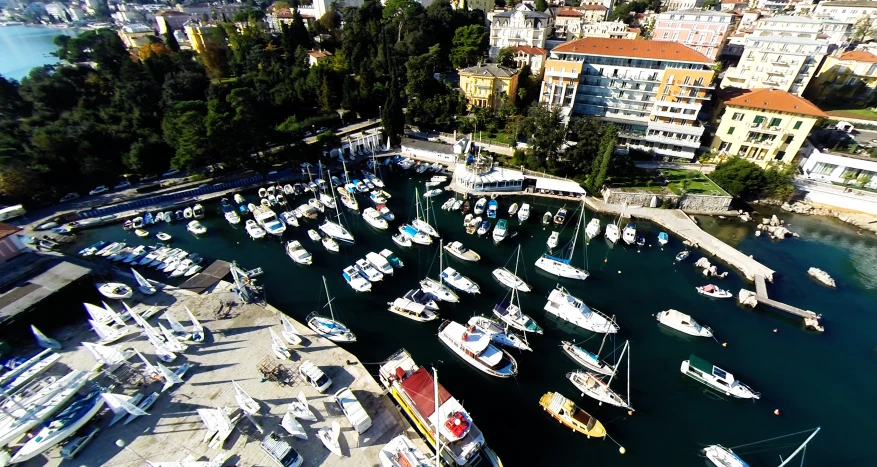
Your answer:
[602,188,732,212]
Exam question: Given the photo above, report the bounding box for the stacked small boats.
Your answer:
[82,243,205,280]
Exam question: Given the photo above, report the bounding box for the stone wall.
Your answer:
[602,188,732,211]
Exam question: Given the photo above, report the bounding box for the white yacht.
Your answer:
[561,340,615,376]
[467,316,531,352]
[387,298,438,322]
[245,220,266,239]
[254,206,286,236]
[656,309,713,337]
[186,220,207,235]
[493,293,542,334]
[585,218,601,240]
[437,321,517,378]
[399,224,432,245]
[444,241,481,262]
[420,278,458,303]
[517,203,530,222]
[547,231,559,248]
[224,210,241,225]
[342,266,371,292]
[544,286,618,333]
[473,197,487,215]
[362,207,389,230]
[366,252,394,275]
[356,258,384,282]
[604,223,620,243]
[535,201,589,280]
[622,223,637,245]
[681,355,760,399]
[286,241,313,265]
[440,267,479,294]
[491,268,531,292]
[320,219,354,243]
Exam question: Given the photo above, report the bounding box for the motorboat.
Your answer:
[377,349,503,467]
[420,277,458,303]
[286,241,313,265]
[343,266,372,292]
[492,293,542,334]
[702,428,820,467]
[9,389,105,464]
[476,221,490,236]
[538,392,606,439]
[96,282,133,300]
[378,435,431,467]
[492,219,508,242]
[473,197,487,215]
[437,320,517,378]
[554,207,567,224]
[441,198,455,210]
[465,216,480,235]
[245,220,266,239]
[362,207,389,229]
[440,267,479,294]
[377,204,395,221]
[319,219,354,243]
[254,206,286,236]
[134,228,149,238]
[132,217,144,228]
[656,309,713,337]
[508,203,519,215]
[451,199,463,211]
[366,252,394,275]
[403,289,439,311]
[340,192,358,211]
[680,355,760,399]
[676,250,690,262]
[259,188,267,198]
[547,231,559,248]
[234,193,245,204]
[544,286,618,333]
[622,223,637,245]
[605,223,619,243]
[658,231,669,246]
[444,241,480,261]
[319,192,337,210]
[355,258,384,282]
[486,200,498,218]
[380,249,404,268]
[391,233,412,248]
[225,210,241,224]
[280,211,299,227]
[387,298,438,322]
[187,220,207,235]
[518,203,530,222]
[371,190,389,204]
[307,198,324,213]
[542,211,552,225]
[307,277,356,342]
[297,204,319,219]
[307,229,321,242]
[157,232,172,242]
[696,284,732,298]
[467,316,531,352]
[192,204,205,219]
[585,218,601,240]
[399,224,432,245]
[322,236,339,252]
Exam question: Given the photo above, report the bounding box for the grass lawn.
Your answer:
[824,108,877,122]
[610,169,727,196]
[476,131,516,146]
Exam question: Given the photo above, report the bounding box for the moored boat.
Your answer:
[387,298,438,322]
[538,392,606,439]
[544,286,617,333]
[437,321,517,378]
[553,207,567,224]
[585,218,601,240]
[517,203,530,222]
[656,309,713,337]
[444,241,480,262]
[696,284,732,298]
[680,354,760,399]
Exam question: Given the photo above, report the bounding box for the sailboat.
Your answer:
[437,320,518,378]
[420,240,460,303]
[232,381,260,415]
[561,326,616,376]
[269,328,291,360]
[605,204,625,244]
[280,315,302,345]
[30,325,61,350]
[317,421,343,457]
[184,305,205,342]
[703,427,820,467]
[163,311,192,340]
[492,245,532,292]
[467,316,531,351]
[412,190,439,237]
[281,409,307,440]
[544,286,618,333]
[319,171,355,243]
[289,391,317,421]
[567,340,632,410]
[535,200,589,280]
[132,268,156,295]
[306,276,357,343]
[158,323,187,352]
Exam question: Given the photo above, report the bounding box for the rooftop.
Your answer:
[556,8,584,17]
[458,63,519,78]
[816,1,877,6]
[155,10,188,16]
[838,50,877,62]
[758,15,824,24]
[552,37,713,63]
[510,45,548,55]
[0,222,21,240]
[723,88,827,118]
[0,253,91,324]
[659,9,737,16]
[307,50,333,58]
[574,5,608,11]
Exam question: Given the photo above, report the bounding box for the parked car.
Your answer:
[298,361,332,393]
[317,127,328,134]
[140,174,157,182]
[161,168,181,178]
[114,180,131,190]
[88,186,108,195]
[59,192,80,203]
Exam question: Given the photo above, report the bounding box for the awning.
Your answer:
[534,178,587,195]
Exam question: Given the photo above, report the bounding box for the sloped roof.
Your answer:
[556,8,583,17]
[724,89,826,117]
[458,63,519,78]
[511,45,548,55]
[839,50,877,63]
[0,223,21,240]
[552,37,712,63]
[576,5,608,11]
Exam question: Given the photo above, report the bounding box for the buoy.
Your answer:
[774,409,780,416]
[604,259,608,263]
[627,410,633,416]
[619,447,626,454]
[618,270,621,274]
[722,342,727,347]
[773,329,778,333]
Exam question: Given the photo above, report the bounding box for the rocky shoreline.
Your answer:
[751,199,877,235]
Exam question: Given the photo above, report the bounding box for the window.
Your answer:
[719,142,732,152]
[732,112,743,121]
[775,151,786,160]
[785,135,794,144]
[769,118,782,127]
[812,163,837,175]
[728,127,735,135]
[754,116,765,124]
[793,121,802,130]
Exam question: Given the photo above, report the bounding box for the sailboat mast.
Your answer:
[606,340,628,388]
[568,205,581,260]
[433,366,442,467]
[327,170,341,219]
[626,343,631,408]
[776,428,821,467]
[596,317,613,357]
[438,239,443,283]
[323,276,334,321]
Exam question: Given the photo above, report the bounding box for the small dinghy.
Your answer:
[322,236,339,252]
[232,381,259,415]
[675,250,690,262]
[270,328,292,360]
[508,203,519,215]
[547,231,559,248]
[280,315,302,345]
[696,284,732,298]
[184,306,205,342]
[290,391,317,421]
[542,211,552,225]
[392,233,412,248]
[307,229,321,242]
[317,421,343,457]
[658,232,669,246]
[156,232,172,241]
[656,309,713,337]
[132,268,156,295]
[134,229,149,238]
[31,325,61,350]
[96,282,133,300]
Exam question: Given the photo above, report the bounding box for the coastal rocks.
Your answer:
[781,201,834,217]
[739,211,752,222]
[807,267,837,288]
[755,215,796,240]
[694,257,729,278]
[738,289,758,308]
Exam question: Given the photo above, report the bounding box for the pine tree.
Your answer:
[164,26,180,52]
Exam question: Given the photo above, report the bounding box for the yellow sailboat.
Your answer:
[539,392,607,438]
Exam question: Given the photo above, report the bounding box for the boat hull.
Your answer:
[535,257,589,280]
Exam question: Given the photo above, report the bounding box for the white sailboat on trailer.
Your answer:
[567,340,632,411]
[30,325,61,350]
[164,311,192,340]
[289,391,317,421]
[132,268,156,294]
[269,328,292,360]
[535,200,589,280]
[184,306,205,342]
[280,315,302,345]
[307,276,357,343]
[232,381,260,415]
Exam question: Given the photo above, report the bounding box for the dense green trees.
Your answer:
[710,158,795,200]
[450,25,489,68]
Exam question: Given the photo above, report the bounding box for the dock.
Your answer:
[23,278,428,466]
[179,259,231,294]
[742,274,823,331]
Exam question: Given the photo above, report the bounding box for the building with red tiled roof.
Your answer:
[711,89,825,166]
[307,50,333,67]
[806,49,877,107]
[0,222,24,263]
[541,37,715,160]
[509,45,547,73]
[652,9,737,61]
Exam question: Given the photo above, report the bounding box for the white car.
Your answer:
[161,168,181,178]
[59,192,79,202]
[298,361,332,393]
[114,180,131,189]
[88,186,108,195]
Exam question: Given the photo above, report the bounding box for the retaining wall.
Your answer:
[602,188,731,211]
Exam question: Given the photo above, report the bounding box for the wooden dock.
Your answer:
[179,259,230,294]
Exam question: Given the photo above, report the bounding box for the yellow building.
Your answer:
[458,64,519,111]
[806,50,877,107]
[710,89,826,166]
[184,24,219,55]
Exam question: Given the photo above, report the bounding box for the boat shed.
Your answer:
[533,178,587,197]
[0,253,92,325]
[401,138,457,164]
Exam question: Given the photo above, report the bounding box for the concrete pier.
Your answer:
[17,279,428,466]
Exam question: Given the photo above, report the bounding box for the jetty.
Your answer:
[19,278,428,466]
[740,275,824,331]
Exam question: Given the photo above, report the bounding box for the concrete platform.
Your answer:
[15,280,427,466]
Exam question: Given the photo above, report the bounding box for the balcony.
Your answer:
[644,133,702,148]
[673,92,710,100]
[772,60,790,66]
[545,69,580,79]
[748,123,784,134]
[651,109,697,120]
[678,82,712,89]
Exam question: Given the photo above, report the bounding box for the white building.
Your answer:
[798,145,877,215]
[813,1,877,26]
[661,0,706,10]
[488,4,553,57]
[44,2,67,21]
[576,21,640,39]
[297,0,363,26]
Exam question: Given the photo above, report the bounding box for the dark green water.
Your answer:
[69,170,877,467]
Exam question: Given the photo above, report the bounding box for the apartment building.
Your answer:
[813,1,877,25]
[539,38,715,160]
[509,45,548,73]
[721,16,831,96]
[662,0,706,10]
[652,10,737,61]
[488,4,553,57]
[710,88,826,166]
[577,21,641,39]
[806,50,877,106]
[459,64,520,110]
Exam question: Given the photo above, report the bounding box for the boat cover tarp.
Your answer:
[688,354,714,374]
[534,178,586,194]
[399,367,451,419]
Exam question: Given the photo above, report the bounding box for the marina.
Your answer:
[11,160,876,466]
